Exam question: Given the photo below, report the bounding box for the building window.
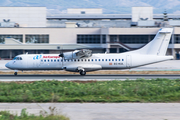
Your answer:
[37,50,49,54]
[77,35,101,44]
[110,35,117,42]
[174,35,180,43]
[12,50,23,58]
[25,34,49,43]
[81,11,86,14]
[0,35,23,44]
[102,35,106,43]
[119,35,154,44]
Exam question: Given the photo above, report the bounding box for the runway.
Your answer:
[1,103,180,120]
[0,74,180,81]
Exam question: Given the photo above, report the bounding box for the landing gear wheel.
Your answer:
[80,71,86,76]
[14,72,17,76]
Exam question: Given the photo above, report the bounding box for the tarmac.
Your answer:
[0,103,180,120]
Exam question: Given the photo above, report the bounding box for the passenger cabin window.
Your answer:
[122,59,124,61]
[102,59,104,61]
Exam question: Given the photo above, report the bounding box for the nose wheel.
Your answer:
[14,72,17,76]
[80,71,86,76]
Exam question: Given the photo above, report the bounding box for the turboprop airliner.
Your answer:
[5,28,173,76]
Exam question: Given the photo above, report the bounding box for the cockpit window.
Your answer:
[13,57,17,60]
[13,57,22,60]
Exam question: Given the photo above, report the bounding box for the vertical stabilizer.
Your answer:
[135,28,173,56]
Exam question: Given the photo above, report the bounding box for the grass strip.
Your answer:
[0,108,69,120]
[0,78,180,102]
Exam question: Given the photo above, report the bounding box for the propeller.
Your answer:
[59,46,64,58]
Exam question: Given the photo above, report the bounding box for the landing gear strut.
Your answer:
[80,71,86,76]
[14,72,17,76]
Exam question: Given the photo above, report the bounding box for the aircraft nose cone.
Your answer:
[5,63,9,68]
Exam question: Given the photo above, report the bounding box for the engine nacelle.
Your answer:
[60,49,92,59]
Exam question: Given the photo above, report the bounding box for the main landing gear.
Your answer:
[14,72,17,76]
[79,70,86,76]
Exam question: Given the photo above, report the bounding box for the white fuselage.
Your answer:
[5,52,173,72]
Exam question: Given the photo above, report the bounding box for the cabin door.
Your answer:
[33,55,42,67]
[126,55,131,68]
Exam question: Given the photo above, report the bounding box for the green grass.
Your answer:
[0,108,69,120]
[0,78,180,102]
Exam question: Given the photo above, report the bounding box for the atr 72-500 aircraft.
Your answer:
[5,28,173,76]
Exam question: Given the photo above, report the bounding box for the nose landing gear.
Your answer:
[14,70,18,76]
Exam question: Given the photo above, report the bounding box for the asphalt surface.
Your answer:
[1,103,180,120]
[0,74,180,81]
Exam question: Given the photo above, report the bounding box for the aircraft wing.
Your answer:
[63,64,102,72]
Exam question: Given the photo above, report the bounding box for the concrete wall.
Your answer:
[67,8,103,14]
[0,7,46,27]
[102,28,159,35]
[132,7,153,22]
